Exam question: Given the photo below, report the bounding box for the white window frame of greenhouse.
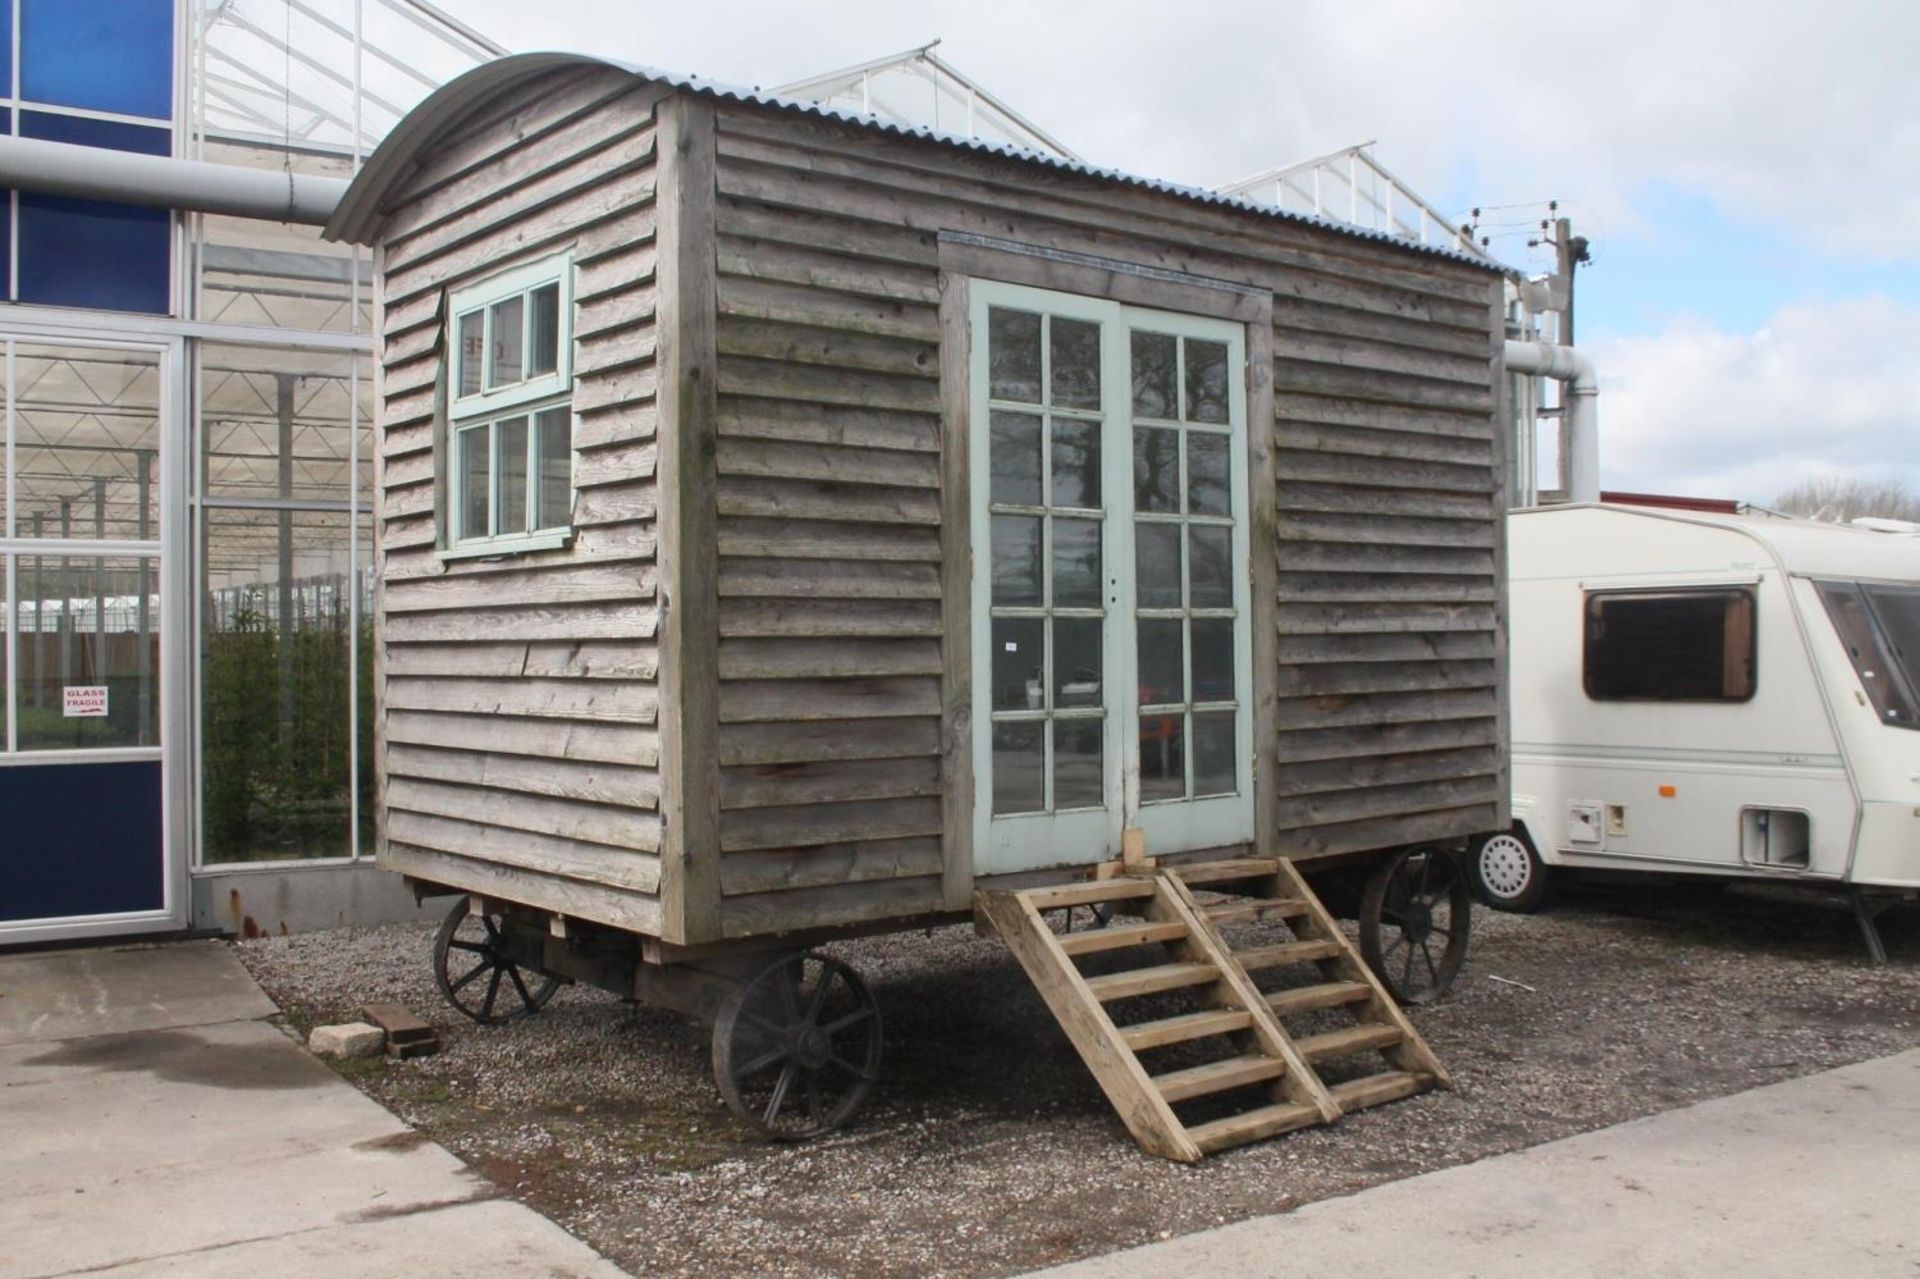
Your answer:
[443,253,575,557]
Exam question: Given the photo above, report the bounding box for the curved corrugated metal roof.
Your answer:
[326,51,1506,275]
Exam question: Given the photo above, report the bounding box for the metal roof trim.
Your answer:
[326,51,1507,275]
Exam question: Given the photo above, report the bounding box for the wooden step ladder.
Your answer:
[977,857,1449,1161]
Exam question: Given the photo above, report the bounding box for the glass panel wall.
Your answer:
[197,343,370,863]
[15,553,161,750]
[0,341,163,755]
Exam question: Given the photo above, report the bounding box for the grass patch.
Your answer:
[332,1055,388,1081]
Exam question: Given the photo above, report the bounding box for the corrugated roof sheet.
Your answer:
[326,51,1507,276]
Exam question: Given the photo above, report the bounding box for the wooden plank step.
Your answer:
[1265,980,1374,1018]
[1204,896,1311,926]
[1153,1053,1288,1103]
[1057,919,1189,957]
[1119,1008,1254,1051]
[1328,1070,1433,1111]
[1083,961,1219,1002]
[1022,878,1157,911]
[1170,858,1285,887]
[1297,1023,1404,1063]
[1188,1100,1323,1155]
[1236,938,1344,971]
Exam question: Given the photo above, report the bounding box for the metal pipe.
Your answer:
[0,135,346,224]
[1504,339,1600,503]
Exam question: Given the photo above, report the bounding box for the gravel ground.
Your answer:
[236,880,1920,1278]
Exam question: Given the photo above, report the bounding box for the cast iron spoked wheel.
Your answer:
[432,898,561,1024]
[1359,846,1473,1006]
[712,952,882,1141]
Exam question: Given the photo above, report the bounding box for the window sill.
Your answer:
[436,530,573,563]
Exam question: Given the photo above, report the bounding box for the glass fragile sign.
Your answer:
[62,685,109,718]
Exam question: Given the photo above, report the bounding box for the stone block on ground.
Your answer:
[309,1022,385,1060]
[361,1001,441,1058]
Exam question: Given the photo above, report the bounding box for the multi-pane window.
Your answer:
[970,281,1252,870]
[1131,331,1239,801]
[446,256,574,551]
[985,307,1109,818]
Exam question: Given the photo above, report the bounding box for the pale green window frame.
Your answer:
[968,279,1254,875]
[443,253,576,558]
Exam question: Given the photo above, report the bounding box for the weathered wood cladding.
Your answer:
[701,99,1507,932]
[373,67,667,934]
[366,73,1508,945]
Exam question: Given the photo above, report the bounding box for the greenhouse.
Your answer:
[0,0,496,945]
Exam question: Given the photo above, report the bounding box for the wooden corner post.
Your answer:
[655,92,724,945]
[936,270,976,911]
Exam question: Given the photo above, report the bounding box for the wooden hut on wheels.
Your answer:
[325,52,1513,1161]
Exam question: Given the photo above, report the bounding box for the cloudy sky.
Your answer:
[441,0,1920,503]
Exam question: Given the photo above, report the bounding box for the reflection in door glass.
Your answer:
[1051,517,1102,608]
[991,514,1043,606]
[992,721,1045,815]
[1138,618,1184,705]
[1133,426,1180,512]
[1050,317,1101,410]
[988,308,1042,403]
[990,411,1043,506]
[1130,331,1176,417]
[1140,714,1185,802]
[1192,711,1236,797]
[1054,718,1104,809]
[991,616,1045,711]
[1184,338,1230,423]
[1050,418,1101,508]
[1052,617,1103,707]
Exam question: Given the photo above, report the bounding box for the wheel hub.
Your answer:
[1404,898,1434,943]
[790,1024,833,1070]
[1480,836,1532,897]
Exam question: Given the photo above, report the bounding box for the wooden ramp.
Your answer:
[977,858,1449,1161]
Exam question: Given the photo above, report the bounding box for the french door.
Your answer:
[970,281,1253,874]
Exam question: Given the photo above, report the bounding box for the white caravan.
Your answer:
[1472,503,1920,958]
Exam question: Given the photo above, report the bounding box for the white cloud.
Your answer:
[1589,296,1920,502]
[443,0,1920,260]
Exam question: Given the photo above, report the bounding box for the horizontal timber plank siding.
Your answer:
[365,74,1508,944]
[701,96,1507,933]
[373,67,666,933]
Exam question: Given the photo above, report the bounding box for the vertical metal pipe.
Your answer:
[136,449,153,743]
[31,510,43,708]
[58,498,72,689]
[276,372,295,754]
[92,478,106,685]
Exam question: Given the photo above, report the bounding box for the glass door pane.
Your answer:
[1127,325,1252,851]
[984,307,1109,819]
[1131,331,1242,802]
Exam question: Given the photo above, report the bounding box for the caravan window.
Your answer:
[1817,582,1920,730]
[1584,588,1756,702]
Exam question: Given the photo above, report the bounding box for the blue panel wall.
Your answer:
[21,0,173,119]
[18,112,171,313]
[0,760,165,923]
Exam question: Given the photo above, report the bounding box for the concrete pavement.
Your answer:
[1036,1047,1920,1277]
[0,941,624,1279]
